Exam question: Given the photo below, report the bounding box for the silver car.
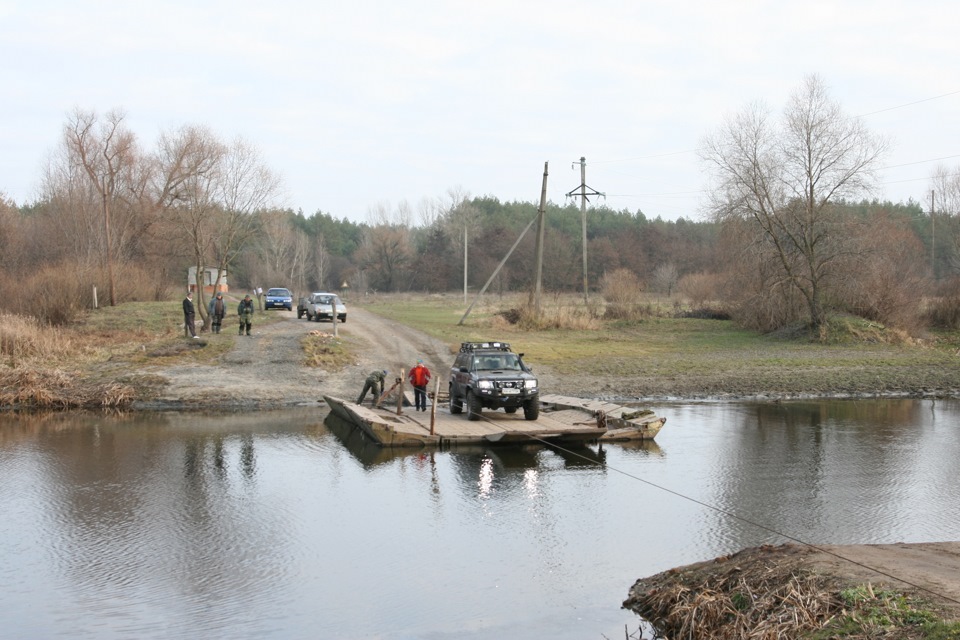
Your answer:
[306,293,346,323]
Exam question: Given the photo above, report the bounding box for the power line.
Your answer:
[857,89,960,118]
[587,89,960,169]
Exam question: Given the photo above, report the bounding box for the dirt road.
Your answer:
[144,306,458,408]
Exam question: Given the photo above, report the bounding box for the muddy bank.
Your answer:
[120,306,960,411]
[624,542,960,639]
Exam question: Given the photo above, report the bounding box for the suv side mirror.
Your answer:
[459,366,469,373]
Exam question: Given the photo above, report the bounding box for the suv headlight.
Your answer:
[477,380,494,390]
[524,379,537,389]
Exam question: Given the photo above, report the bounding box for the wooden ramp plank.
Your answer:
[323,394,664,447]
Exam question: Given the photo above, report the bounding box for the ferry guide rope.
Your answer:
[525,435,960,610]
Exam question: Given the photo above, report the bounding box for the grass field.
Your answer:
[355,293,960,399]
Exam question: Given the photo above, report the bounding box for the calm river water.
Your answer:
[1,398,958,639]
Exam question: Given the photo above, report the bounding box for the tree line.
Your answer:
[3,80,960,334]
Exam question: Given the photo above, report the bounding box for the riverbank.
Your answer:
[4,296,960,410]
[624,542,960,639]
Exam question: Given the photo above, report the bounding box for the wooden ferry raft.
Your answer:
[322,393,666,448]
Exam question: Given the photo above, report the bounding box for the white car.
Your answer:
[305,293,347,323]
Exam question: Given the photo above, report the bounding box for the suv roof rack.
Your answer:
[459,341,511,353]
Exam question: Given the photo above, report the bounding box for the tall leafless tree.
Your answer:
[153,129,279,321]
[63,108,139,305]
[701,75,888,333]
[154,125,226,320]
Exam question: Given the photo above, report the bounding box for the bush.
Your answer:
[599,269,647,320]
[925,278,960,329]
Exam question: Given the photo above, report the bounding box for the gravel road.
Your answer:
[144,306,458,409]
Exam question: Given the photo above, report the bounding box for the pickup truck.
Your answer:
[297,292,347,323]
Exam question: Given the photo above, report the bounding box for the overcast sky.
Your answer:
[2,0,957,223]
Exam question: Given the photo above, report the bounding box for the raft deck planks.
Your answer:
[323,394,665,447]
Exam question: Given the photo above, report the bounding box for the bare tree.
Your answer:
[314,234,329,291]
[63,108,139,305]
[154,125,227,322]
[652,263,679,296]
[355,224,413,292]
[211,137,282,299]
[701,75,888,332]
[929,165,960,276]
[154,129,279,321]
[930,165,960,216]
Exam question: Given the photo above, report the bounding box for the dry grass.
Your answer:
[302,330,354,369]
[624,544,958,640]
[0,367,135,409]
[0,301,232,410]
[0,314,87,364]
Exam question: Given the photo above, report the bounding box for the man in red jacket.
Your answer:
[408,359,431,412]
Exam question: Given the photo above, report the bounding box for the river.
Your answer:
[1,398,958,639]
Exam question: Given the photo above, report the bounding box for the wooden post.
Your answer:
[532,162,548,315]
[396,368,405,416]
[429,375,440,435]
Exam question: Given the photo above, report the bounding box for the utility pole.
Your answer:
[461,164,547,326]
[463,225,468,305]
[931,190,936,279]
[566,157,603,305]
[530,162,548,316]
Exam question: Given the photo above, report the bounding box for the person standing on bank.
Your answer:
[357,369,388,406]
[408,359,431,412]
[238,294,255,336]
[183,291,199,339]
[208,291,226,334]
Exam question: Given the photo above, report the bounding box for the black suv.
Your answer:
[449,342,539,421]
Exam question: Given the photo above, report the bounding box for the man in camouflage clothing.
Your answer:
[238,294,255,336]
[357,369,388,405]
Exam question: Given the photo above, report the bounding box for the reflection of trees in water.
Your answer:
[184,434,255,481]
[704,399,952,548]
[4,409,320,614]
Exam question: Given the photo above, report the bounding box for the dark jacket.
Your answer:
[183,296,195,316]
[238,299,255,319]
[208,296,226,319]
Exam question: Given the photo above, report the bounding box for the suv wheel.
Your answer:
[467,391,482,421]
[523,398,539,421]
[449,385,463,414]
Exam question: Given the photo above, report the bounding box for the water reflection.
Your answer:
[1,400,958,640]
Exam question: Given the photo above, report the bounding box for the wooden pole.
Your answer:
[396,368,405,415]
[429,376,440,435]
[531,161,548,315]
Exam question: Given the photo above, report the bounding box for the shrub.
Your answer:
[925,278,960,329]
[599,269,646,320]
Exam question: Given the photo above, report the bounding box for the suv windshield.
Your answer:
[473,354,521,371]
